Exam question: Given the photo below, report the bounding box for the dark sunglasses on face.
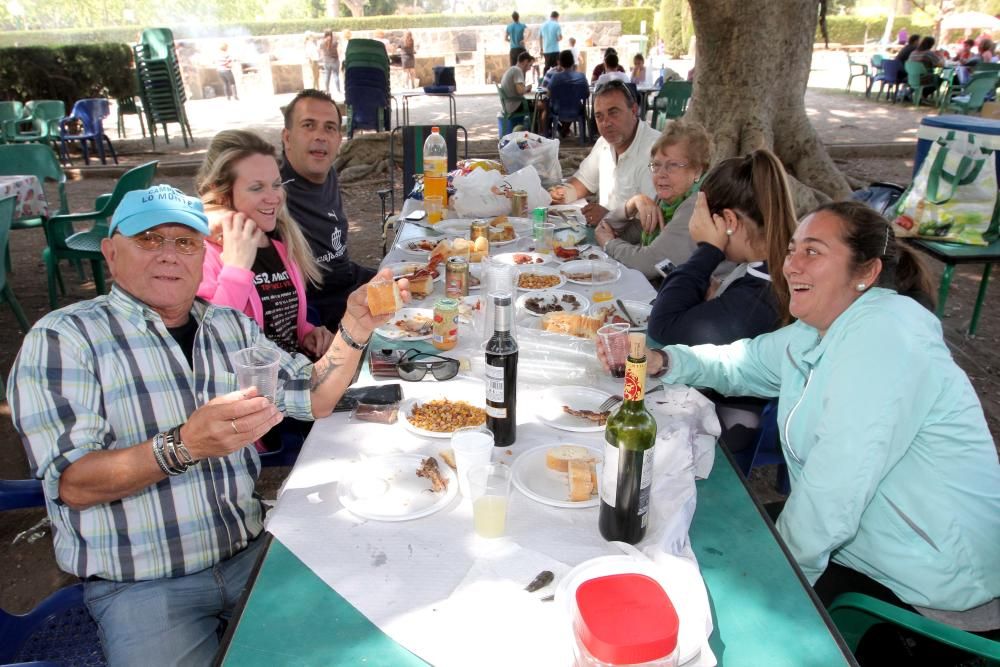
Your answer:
[395,349,460,382]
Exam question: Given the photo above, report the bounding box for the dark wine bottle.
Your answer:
[599,333,657,544]
[485,293,518,446]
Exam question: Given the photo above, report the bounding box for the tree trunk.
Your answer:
[687,0,851,212]
[341,0,365,17]
[325,0,340,18]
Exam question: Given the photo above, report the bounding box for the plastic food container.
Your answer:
[573,574,679,667]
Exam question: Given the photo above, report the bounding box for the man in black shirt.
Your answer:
[280,89,376,329]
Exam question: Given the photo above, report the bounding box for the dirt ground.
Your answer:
[1,155,999,616]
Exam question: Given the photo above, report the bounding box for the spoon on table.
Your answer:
[616,299,639,327]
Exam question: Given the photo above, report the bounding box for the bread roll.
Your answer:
[546,445,595,472]
[367,279,402,316]
[568,459,594,501]
[439,449,457,470]
[407,272,434,298]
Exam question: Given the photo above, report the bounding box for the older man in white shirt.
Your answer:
[548,79,659,226]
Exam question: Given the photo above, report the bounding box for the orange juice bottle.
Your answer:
[423,127,448,206]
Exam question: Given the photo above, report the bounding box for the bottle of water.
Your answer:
[423,126,448,205]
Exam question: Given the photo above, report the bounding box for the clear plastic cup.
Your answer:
[467,462,512,538]
[425,195,444,224]
[451,426,494,498]
[597,323,630,379]
[233,346,282,402]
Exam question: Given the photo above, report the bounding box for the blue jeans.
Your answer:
[322,58,340,93]
[84,536,266,667]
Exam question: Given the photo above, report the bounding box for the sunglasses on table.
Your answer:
[396,348,460,382]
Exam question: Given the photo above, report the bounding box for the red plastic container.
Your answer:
[573,573,680,667]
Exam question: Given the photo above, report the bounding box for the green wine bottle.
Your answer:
[599,333,658,544]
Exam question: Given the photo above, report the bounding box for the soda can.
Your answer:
[432,297,460,351]
[470,219,489,243]
[532,206,548,243]
[510,190,528,217]
[445,256,469,297]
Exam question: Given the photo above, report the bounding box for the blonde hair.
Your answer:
[196,129,323,287]
[650,120,713,175]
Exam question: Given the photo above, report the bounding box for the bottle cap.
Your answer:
[431,126,440,133]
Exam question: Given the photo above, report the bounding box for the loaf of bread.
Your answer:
[568,459,595,501]
[541,313,604,339]
[407,272,434,298]
[367,279,402,316]
[545,445,596,472]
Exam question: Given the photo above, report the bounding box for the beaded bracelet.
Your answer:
[338,321,369,351]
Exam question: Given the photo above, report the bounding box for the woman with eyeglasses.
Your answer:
[195,129,334,361]
[595,120,716,281]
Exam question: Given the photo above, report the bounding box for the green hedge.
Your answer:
[0,9,655,48]
[0,44,135,108]
[817,15,934,45]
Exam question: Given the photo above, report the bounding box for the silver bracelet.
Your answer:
[171,426,195,466]
[338,321,369,351]
[152,434,182,476]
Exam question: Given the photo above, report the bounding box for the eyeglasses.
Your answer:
[396,349,460,382]
[130,231,204,255]
[648,160,690,175]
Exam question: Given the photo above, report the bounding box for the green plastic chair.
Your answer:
[496,84,530,131]
[903,61,939,108]
[0,102,24,144]
[945,71,1000,115]
[0,196,31,332]
[0,143,73,286]
[42,161,158,309]
[651,81,693,130]
[5,100,65,145]
[829,593,1000,664]
[846,52,869,93]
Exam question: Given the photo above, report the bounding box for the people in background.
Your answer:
[280,90,376,330]
[8,183,409,665]
[500,51,534,117]
[541,49,588,137]
[505,11,527,66]
[591,47,625,82]
[320,30,340,95]
[549,80,659,226]
[956,38,976,63]
[216,42,238,101]
[304,32,320,90]
[400,31,417,89]
[596,52,629,85]
[568,36,580,67]
[907,36,943,94]
[596,120,715,281]
[630,53,647,85]
[632,202,998,666]
[895,33,920,64]
[539,11,562,75]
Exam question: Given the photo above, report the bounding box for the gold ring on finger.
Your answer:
[231,419,239,435]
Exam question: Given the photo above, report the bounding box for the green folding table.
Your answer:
[216,445,856,666]
[908,237,1000,336]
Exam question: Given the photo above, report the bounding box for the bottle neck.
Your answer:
[493,301,511,333]
[622,354,647,405]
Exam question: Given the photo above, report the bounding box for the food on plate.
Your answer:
[457,297,482,321]
[540,312,603,339]
[416,457,449,493]
[487,217,516,242]
[428,237,490,268]
[545,445,597,472]
[524,293,580,315]
[518,272,561,290]
[513,253,545,265]
[524,570,555,593]
[488,214,509,227]
[568,459,596,501]
[592,305,633,327]
[407,239,438,252]
[439,449,457,470]
[564,269,616,283]
[367,279,403,316]
[407,399,487,432]
[352,403,399,424]
[562,405,612,425]
[395,313,433,336]
[405,271,435,298]
[579,251,606,261]
[554,246,580,260]
[469,272,481,288]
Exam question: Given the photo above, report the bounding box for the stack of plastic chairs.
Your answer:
[133,28,193,149]
[343,38,391,138]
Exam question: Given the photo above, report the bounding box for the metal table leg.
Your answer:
[969,263,993,336]
[935,263,955,319]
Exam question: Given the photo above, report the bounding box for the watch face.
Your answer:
[655,259,676,277]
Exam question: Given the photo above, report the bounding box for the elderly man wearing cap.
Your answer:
[7,184,407,666]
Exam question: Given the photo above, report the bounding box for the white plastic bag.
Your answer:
[498,131,563,187]
[451,166,553,219]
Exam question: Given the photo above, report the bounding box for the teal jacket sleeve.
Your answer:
[660,322,796,398]
[776,309,930,583]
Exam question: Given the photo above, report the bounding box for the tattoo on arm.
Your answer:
[309,341,347,391]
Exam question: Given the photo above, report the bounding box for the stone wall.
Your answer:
[175,21,625,99]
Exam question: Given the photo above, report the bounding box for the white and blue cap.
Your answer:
[109,184,211,237]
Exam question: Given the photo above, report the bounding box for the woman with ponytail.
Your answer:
[646,148,796,347]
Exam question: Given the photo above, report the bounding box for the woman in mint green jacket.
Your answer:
[635,202,999,637]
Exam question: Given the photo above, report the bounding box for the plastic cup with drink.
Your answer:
[597,323,630,379]
[425,195,444,225]
[468,462,512,538]
[233,346,282,402]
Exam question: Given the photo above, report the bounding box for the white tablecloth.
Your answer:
[265,218,720,665]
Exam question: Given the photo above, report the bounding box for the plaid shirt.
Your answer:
[8,286,314,581]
